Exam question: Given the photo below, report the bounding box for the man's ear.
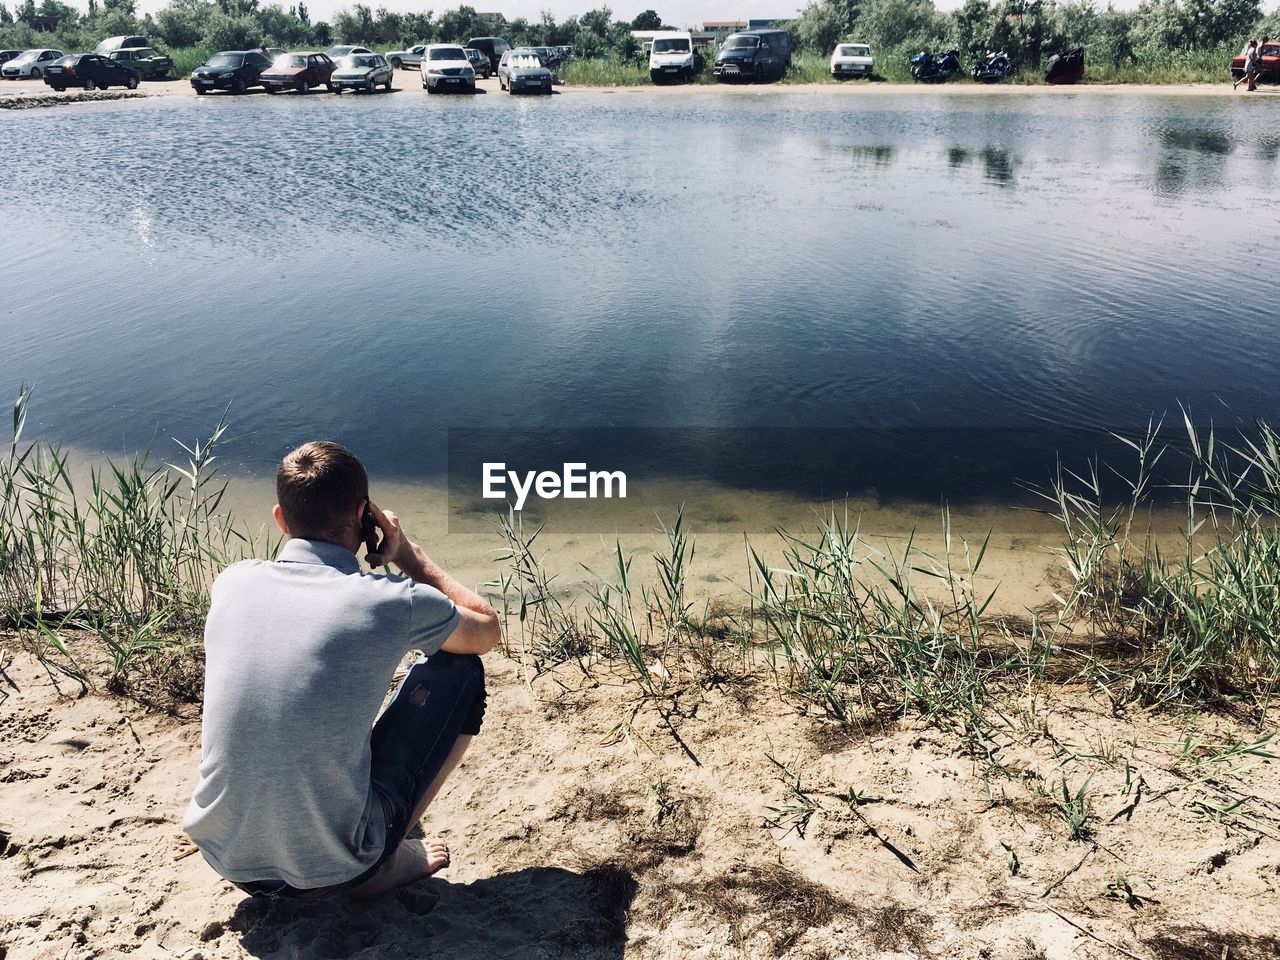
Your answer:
[272,504,290,535]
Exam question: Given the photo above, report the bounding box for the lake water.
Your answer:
[2,90,1278,515]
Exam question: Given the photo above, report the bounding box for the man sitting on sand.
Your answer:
[182,441,499,900]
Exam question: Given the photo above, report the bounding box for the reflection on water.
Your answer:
[0,92,1277,503]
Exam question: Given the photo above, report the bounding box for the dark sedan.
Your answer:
[190,49,274,94]
[43,54,141,91]
[261,51,335,94]
[464,48,492,78]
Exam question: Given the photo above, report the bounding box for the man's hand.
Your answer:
[365,501,409,568]
[365,502,502,654]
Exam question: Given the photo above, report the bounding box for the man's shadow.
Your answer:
[228,863,637,959]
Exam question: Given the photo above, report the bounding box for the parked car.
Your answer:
[94,35,148,55]
[108,46,173,80]
[324,45,373,61]
[43,54,141,91]
[830,42,873,78]
[189,49,274,94]
[385,44,427,69]
[2,48,64,79]
[714,29,790,83]
[648,31,695,83]
[261,51,335,93]
[0,50,23,67]
[498,48,553,93]
[464,47,492,78]
[420,43,475,92]
[331,53,394,93]
[1231,40,1280,82]
[467,36,510,73]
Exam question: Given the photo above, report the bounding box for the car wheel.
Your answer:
[333,85,342,94]
[84,78,97,90]
[195,86,206,94]
[385,78,393,91]
[299,79,310,94]
[30,67,40,78]
[126,75,139,89]
[52,85,65,92]
[265,84,277,94]
[233,77,246,94]
[426,82,436,93]
[390,57,402,69]
[366,78,374,93]
[325,81,334,92]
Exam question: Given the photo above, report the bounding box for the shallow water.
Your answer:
[2,90,1277,506]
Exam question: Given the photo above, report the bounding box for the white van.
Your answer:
[830,42,873,78]
[649,31,695,83]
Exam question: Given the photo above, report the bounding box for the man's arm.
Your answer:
[367,503,501,655]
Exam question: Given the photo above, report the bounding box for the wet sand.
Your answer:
[1,73,1272,109]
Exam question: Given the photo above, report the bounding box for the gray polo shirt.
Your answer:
[182,538,460,888]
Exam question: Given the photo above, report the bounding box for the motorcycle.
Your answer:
[1044,47,1085,84]
[971,50,1016,83]
[910,49,962,82]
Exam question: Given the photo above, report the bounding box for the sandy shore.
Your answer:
[1,73,1272,109]
[2,625,1277,959]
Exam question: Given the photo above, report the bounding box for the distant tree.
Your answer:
[0,1,11,22]
[795,0,845,52]
[294,0,307,23]
[102,0,135,15]
[578,5,611,37]
[630,8,661,29]
[311,17,331,43]
[203,10,259,48]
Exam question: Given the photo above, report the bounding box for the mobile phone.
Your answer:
[361,500,380,559]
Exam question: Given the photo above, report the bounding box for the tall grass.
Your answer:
[1038,413,1280,717]
[167,45,217,78]
[0,388,265,686]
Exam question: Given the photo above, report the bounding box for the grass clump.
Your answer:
[0,388,265,689]
[1039,414,1280,718]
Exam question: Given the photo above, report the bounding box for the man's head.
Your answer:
[273,441,368,547]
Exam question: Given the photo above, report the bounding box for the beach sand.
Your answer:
[1,621,1278,959]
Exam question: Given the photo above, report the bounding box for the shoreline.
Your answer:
[1,74,1273,109]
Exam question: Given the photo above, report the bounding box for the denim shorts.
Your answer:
[232,650,487,901]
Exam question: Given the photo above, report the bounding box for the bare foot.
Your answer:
[348,838,450,899]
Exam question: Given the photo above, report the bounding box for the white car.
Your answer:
[420,43,475,92]
[648,30,695,84]
[1,48,65,79]
[830,42,873,79]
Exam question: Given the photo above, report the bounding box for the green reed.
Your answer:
[0,388,264,683]
[1038,412,1280,718]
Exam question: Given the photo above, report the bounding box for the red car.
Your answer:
[261,51,335,93]
[1231,41,1280,82]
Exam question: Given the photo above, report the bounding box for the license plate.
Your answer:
[664,67,676,72]
[48,67,62,74]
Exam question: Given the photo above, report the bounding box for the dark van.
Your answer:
[467,36,510,72]
[714,29,791,83]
